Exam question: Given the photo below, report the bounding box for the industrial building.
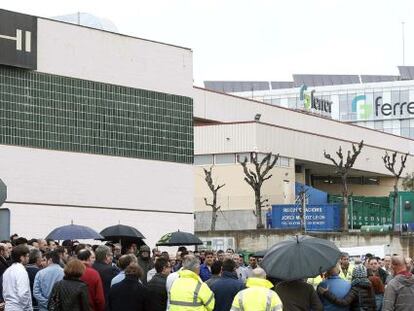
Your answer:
[0,9,194,246]
[1,8,414,238]
[193,87,414,230]
[205,69,414,139]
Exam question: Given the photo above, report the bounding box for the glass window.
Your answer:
[0,66,193,164]
[400,90,410,117]
[374,121,383,130]
[194,155,213,166]
[288,97,298,109]
[339,94,349,121]
[236,153,251,163]
[280,157,290,167]
[215,154,235,165]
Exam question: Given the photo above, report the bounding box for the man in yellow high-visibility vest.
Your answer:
[339,252,354,282]
[169,254,215,311]
[231,268,283,311]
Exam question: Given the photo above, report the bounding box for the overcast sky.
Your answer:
[1,0,414,86]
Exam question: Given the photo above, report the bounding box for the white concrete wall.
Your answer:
[193,87,414,154]
[37,18,194,98]
[0,145,194,246]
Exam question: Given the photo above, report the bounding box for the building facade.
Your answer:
[192,86,414,230]
[205,69,414,139]
[0,9,194,246]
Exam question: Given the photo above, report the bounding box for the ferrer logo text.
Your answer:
[299,85,332,114]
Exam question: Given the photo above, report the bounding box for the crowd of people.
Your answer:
[0,234,414,311]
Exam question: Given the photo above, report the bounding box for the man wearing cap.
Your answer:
[138,245,154,285]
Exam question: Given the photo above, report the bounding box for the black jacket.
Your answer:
[92,262,119,305]
[108,275,148,311]
[0,256,9,277]
[48,277,90,311]
[322,279,376,311]
[26,264,40,309]
[137,257,153,285]
[147,273,168,311]
[275,280,323,311]
[375,268,389,285]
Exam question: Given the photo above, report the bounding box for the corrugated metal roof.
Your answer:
[360,75,400,83]
[292,74,360,87]
[270,81,295,89]
[203,81,270,93]
[398,66,414,80]
[205,67,414,93]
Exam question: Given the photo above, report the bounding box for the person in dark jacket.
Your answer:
[26,248,43,310]
[48,259,90,311]
[92,245,118,308]
[319,264,376,311]
[108,263,149,311]
[147,257,171,311]
[137,245,153,285]
[210,258,244,311]
[382,255,414,311]
[205,261,222,288]
[368,257,388,285]
[318,265,351,311]
[0,243,10,277]
[275,279,323,311]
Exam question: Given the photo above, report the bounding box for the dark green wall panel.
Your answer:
[0,66,193,164]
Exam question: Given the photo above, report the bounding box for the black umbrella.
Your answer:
[156,230,203,246]
[100,224,145,240]
[46,223,103,240]
[261,235,341,281]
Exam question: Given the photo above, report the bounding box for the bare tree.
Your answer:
[382,151,408,231]
[324,140,364,231]
[203,166,225,231]
[296,185,308,233]
[239,152,279,229]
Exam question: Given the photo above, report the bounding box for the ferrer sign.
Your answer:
[351,94,414,119]
[0,9,37,69]
[299,85,332,114]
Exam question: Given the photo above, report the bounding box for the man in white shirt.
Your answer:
[2,244,32,311]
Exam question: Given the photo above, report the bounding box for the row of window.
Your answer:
[259,87,414,122]
[194,152,290,167]
[0,73,191,103]
[0,115,192,136]
[0,66,193,164]
[0,96,192,117]
[313,176,380,185]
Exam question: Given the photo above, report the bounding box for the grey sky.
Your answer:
[1,0,413,86]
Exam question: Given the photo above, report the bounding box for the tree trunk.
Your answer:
[342,175,349,231]
[392,181,398,232]
[211,208,217,231]
[255,190,264,229]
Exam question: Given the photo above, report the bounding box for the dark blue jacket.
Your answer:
[318,275,351,311]
[199,263,212,282]
[210,271,245,311]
